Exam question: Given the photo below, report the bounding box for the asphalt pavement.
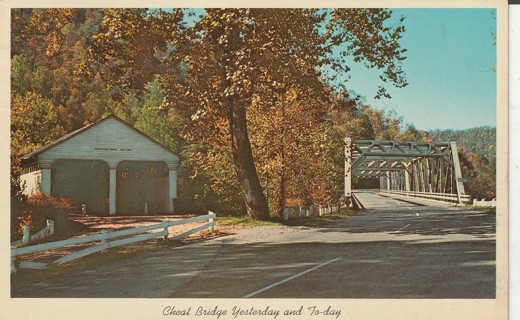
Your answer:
[11,190,496,298]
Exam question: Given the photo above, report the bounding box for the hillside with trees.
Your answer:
[428,126,496,161]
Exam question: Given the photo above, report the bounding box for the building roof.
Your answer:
[21,115,177,165]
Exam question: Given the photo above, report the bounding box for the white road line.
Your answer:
[397,223,411,231]
[243,258,341,298]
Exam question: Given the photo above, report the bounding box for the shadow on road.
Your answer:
[313,208,496,238]
[169,238,495,299]
[11,207,496,299]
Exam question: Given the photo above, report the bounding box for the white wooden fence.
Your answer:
[282,205,340,220]
[11,219,55,247]
[472,198,496,207]
[11,212,216,274]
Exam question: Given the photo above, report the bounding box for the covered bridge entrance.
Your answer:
[51,159,110,214]
[20,115,180,215]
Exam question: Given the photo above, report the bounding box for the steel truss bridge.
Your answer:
[344,138,471,206]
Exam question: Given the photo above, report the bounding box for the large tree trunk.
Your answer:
[221,16,269,220]
[277,170,286,216]
[228,99,270,220]
[276,100,287,216]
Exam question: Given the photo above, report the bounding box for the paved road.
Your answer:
[12,191,495,298]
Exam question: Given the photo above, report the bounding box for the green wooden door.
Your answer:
[116,161,168,215]
[51,159,109,215]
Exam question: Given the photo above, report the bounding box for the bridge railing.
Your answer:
[382,190,472,204]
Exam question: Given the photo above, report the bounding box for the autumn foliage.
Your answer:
[458,149,496,200]
[10,9,496,221]
[14,193,72,239]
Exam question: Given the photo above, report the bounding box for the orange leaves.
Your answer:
[27,193,73,212]
[24,9,78,58]
[247,83,337,211]
[457,149,496,200]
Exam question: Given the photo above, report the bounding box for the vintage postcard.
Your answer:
[0,0,509,319]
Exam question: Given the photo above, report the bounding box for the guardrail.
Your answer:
[382,190,472,204]
[11,212,216,274]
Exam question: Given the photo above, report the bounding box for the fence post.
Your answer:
[101,230,109,253]
[22,226,30,245]
[208,211,215,232]
[283,208,289,220]
[163,224,169,242]
[47,219,55,236]
[11,246,17,274]
[81,203,87,215]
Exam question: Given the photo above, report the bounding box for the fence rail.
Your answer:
[472,198,496,207]
[11,212,216,274]
[382,190,472,204]
[282,204,341,220]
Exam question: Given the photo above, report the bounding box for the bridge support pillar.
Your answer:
[404,167,411,192]
[450,141,466,204]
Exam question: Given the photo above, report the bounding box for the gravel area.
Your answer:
[218,225,305,245]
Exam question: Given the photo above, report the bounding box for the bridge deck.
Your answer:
[353,189,453,209]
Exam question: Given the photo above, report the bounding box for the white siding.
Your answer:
[38,118,179,169]
[20,171,42,196]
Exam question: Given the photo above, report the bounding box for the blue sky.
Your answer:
[183,8,496,131]
[343,8,497,131]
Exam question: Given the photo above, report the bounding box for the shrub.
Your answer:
[11,196,27,241]
[11,175,27,241]
[173,197,208,215]
[21,193,73,237]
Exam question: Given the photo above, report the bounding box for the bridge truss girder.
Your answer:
[344,138,467,205]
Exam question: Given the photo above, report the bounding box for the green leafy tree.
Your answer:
[11,92,67,172]
[134,80,183,153]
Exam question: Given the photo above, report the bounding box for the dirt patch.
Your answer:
[69,214,189,231]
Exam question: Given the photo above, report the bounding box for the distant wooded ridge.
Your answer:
[428,126,496,161]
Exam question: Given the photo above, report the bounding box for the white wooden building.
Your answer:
[19,115,180,215]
